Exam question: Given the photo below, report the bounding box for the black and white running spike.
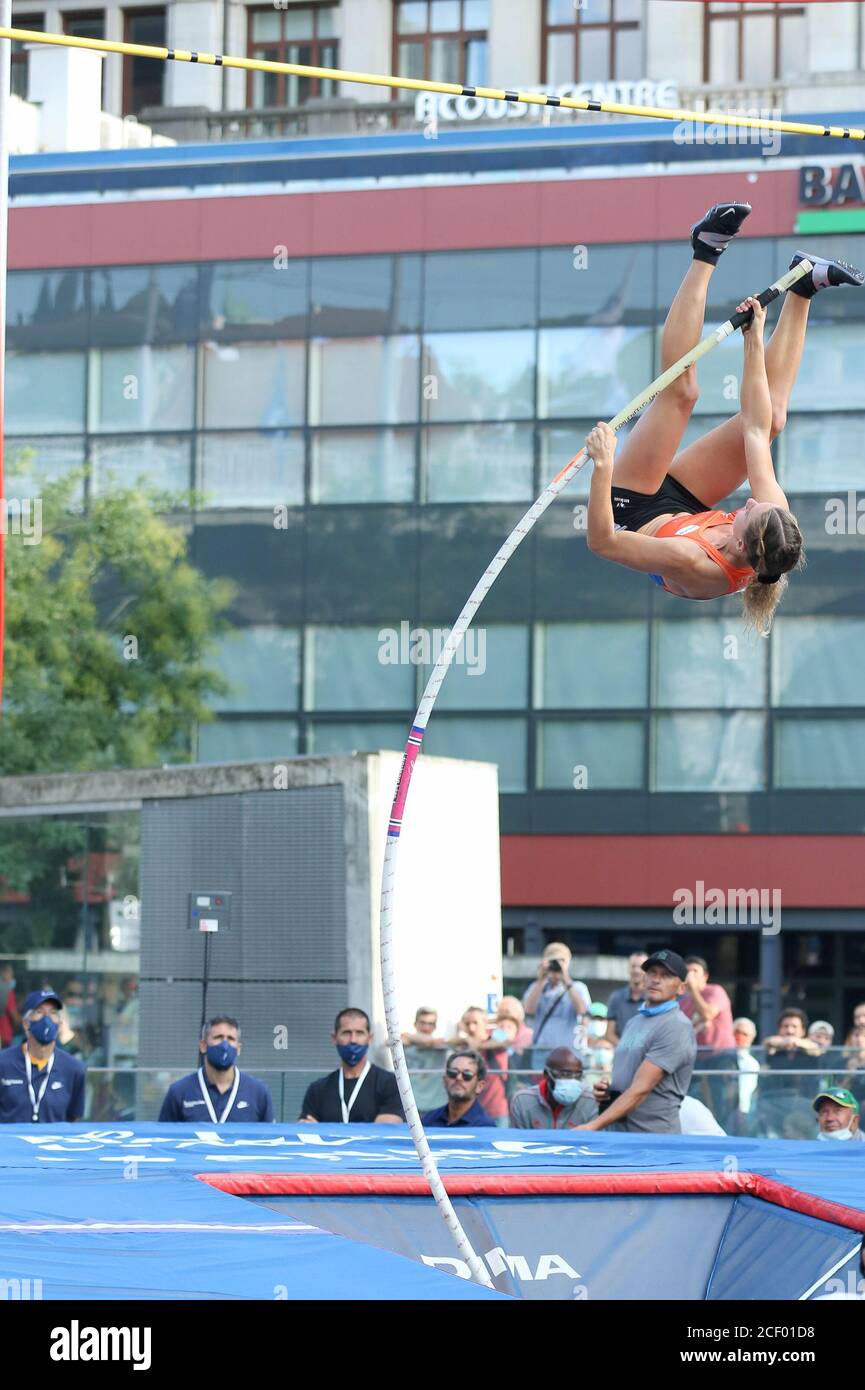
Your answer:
[690,202,752,265]
[788,251,865,298]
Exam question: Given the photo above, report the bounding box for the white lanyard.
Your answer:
[338,1061,371,1123]
[24,1050,54,1123]
[197,1066,241,1123]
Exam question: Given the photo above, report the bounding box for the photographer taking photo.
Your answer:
[522,943,591,1055]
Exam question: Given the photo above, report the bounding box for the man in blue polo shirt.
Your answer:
[423,1049,496,1128]
[0,988,86,1123]
[159,1015,273,1123]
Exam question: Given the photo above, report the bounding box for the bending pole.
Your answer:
[379,258,811,1288]
[0,27,863,142]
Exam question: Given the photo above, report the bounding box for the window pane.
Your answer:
[775,719,865,789]
[430,36,461,82]
[311,428,415,503]
[742,14,775,83]
[203,260,307,339]
[251,11,281,41]
[7,269,88,349]
[615,0,641,19]
[538,327,653,418]
[309,336,420,426]
[423,717,527,792]
[6,351,86,433]
[284,7,314,40]
[424,251,535,332]
[202,341,305,428]
[90,436,191,497]
[546,31,575,84]
[423,330,535,421]
[305,626,416,710]
[251,63,280,108]
[787,324,865,411]
[654,619,767,710]
[311,255,421,335]
[308,720,407,754]
[465,38,488,85]
[779,12,808,78]
[398,39,426,78]
[582,0,611,20]
[539,421,635,497]
[421,623,529,710]
[398,2,428,36]
[199,432,304,508]
[318,8,338,38]
[547,0,576,21]
[709,17,738,84]
[538,718,644,789]
[653,712,766,791]
[578,27,610,81]
[464,0,489,27]
[683,329,746,416]
[90,345,195,432]
[91,265,199,345]
[4,436,85,505]
[209,626,301,712]
[198,719,298,762]
[538,621,647,709]
[779,415,865,493]
[430,0,461,30]
[615,24,642,80]
[424,423,533,502]
[539,244,655,327]
[772,617,865,708]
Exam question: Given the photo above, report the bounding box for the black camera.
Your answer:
[547,959,562,972]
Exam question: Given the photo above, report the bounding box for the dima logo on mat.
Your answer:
[49,1322,151,1371]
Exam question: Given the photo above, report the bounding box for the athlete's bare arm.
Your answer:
[739,295,790,509]
[585,423,703,583]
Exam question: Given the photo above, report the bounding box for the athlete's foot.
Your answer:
[788,251,865,298]
[690,202,752,265]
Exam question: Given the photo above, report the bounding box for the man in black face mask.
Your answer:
[0,988,86,1122]
[300,1007,404,1124]
[159,1016,274,1123]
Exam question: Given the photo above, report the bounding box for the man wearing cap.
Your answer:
[574,950,697,1135]
[0,989,86,1123]
[814,1087,865,1142]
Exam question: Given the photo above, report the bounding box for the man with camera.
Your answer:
[521,943,592,1055]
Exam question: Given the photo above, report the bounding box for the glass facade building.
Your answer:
[7,234,865,838]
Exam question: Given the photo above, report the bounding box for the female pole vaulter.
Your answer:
[584,202,863,633]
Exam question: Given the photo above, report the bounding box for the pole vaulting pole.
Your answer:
[380,259,811,1288]
[0,3,11,708]
[0,26,863,142]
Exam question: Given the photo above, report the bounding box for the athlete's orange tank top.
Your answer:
[650,510,755,598]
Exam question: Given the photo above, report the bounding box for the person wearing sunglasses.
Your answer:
[422,1049,495,1129]
[509,1048,597,1130]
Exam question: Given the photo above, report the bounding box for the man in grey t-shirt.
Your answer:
[572,950,697,1136]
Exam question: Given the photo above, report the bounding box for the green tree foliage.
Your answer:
[0,467,232,777]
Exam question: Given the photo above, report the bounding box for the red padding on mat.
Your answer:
[197,1169,865,1231]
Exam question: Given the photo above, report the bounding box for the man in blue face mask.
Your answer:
[0,988,86,1123]
[299,1008,404,1124]
[158,1016,274,1123]
[509,1047,597,1130]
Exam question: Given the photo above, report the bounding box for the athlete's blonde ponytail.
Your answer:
[741,507,804,637]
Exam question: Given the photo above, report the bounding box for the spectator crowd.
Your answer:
[3,947,865,1140]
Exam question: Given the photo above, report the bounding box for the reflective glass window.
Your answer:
[90,345,195,432]
[6,351,86,434]
[654,619,767,709]
[311,428,415,504]
[538,327,653,418]
[772,617,865,707]
[305,625,416,710]
[423,330,535,422]
[209,626,301,712]
[653,712,766,791]
[422,716,527,792]
[423,423,533,502]
[202,340,306,429]
[199,432,304,508]
[537,718,644,789]
[537,621,648,709]
[308,336,420,426]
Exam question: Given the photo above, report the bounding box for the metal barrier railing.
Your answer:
[73,1062,864,1137]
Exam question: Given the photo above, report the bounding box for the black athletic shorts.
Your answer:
[610,473,710,533]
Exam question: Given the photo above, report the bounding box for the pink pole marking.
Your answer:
[387,725,425,837]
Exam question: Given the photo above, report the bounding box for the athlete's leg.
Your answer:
[668,294,810,504]
[612,204,751,493]
[610,262,710,492]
